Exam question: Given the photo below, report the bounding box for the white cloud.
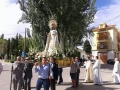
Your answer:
[0,0,31,39]
[91,0,120,30]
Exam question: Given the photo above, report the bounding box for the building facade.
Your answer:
[77,46,86,59]
[92,23,120,63]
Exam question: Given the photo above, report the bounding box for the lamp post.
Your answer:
[19,50,20,56]
[23,28,27,58]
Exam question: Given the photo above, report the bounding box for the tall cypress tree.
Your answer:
[83,40,92,55]
[7,38,10,59]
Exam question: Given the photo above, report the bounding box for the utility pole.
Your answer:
[23,28,26,57]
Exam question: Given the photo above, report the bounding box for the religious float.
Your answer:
[29,20,79,67]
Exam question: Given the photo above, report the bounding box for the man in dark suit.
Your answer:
[49,57,58,90]
[24,57,33,90]
[58,66,63,84]
[12,56,25,90]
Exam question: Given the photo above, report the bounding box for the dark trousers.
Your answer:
[22,79,24,88]
[58,68,63,82]
[49,79,56,90]
[36,78,49,90]
[76,70,80,87]
[13,80,22,90]
[24,78,31,90]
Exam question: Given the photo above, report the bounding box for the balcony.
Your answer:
[118,37,120,43]
[118,44,120,51]
[118,47,120,51]
[97,42,108,49]
[96,32,108,40]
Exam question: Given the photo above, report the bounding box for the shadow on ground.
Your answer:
[79,79,84,81]
[31,87,36,89]
[65,83,119,90]
[57,82,72,86]
[101,64,113,70]
[3,70,10,71]
[103,81,120,85]
[30,81,120,90]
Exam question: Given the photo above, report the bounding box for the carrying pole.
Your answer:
[10,64,13,90]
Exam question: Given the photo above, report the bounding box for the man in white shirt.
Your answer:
[112,58,120,84]
[34,57,53,90]
[92,56,102,85]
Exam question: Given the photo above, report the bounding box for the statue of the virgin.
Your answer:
[43,20,61,57]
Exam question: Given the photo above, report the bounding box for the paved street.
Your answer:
[0,61,120,90]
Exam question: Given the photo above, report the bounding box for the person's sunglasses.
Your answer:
[26,59,30,60]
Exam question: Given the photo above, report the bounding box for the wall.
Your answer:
[114,29,118,51]
[108,29,114,50]
[77,48,87,58]
[108,51,114,60]
[92,32,97,50]
[92,51,98,59]
[80,51,86,58]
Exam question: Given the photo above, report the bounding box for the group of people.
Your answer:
[84,56,102,85]
[11,56,63,90]
[69,56,102,88]
[0,55,120,90]
[11,56,33,90]
[69,56,120,89]
[84,56,120,85]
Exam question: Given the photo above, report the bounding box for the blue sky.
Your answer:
[10,0,112,8]
[10,0,16,3]
[91,0,120,28]
[95,0,112,8]
[9,0,113,9]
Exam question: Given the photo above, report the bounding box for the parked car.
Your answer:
[107,59,114,65]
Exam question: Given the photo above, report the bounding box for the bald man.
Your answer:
[12,56,25,90]
[112,58,120,84]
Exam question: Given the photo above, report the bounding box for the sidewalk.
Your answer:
[0,59,12,65]
[0,60,119,90]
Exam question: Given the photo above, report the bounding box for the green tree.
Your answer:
[10,38,16,56]
[9,34,24,57]
[18,0,96,55]
[0,38,7,58]
[83,40,92,55]
[0,34,4,39]
[7,38,10,59]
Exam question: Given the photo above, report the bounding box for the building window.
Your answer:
[118,44,120,51]
[97,42,108,49]
[97,32,108,40]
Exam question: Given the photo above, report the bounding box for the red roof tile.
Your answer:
[93,25,115,31]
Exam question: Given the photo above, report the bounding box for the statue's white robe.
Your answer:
[112,61,120,83]
[44,30,59,56]
[84,60,93,82]
[92,60,102,85]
